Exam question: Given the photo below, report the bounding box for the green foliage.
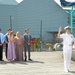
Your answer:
[35,38,41,49]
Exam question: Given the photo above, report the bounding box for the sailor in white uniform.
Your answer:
[57,26,74,72]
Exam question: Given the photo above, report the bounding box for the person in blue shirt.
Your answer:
[0,29,4,61]
[60,0,75,6]
[4,29,11,58]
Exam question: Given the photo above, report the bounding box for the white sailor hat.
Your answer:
[64,26,70,30]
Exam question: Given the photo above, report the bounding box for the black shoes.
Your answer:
[24,58,33,61]
[29,59,33,61]
[24,59,27,61]
[0,59,4,61]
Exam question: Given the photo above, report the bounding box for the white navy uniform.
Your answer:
[60,32,74,72]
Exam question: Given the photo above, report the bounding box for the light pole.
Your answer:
[40,20,42,51]
[10,16,12,30]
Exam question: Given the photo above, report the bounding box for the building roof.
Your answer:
[0,0,18,5]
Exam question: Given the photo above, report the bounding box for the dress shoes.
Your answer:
[0,59,4,61]
[24,59,27,61]
[29,59,33,61]
[64,69,68,72]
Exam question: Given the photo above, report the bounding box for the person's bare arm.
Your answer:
[5,40,8,44]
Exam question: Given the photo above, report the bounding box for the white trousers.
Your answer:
[63,46,73,71]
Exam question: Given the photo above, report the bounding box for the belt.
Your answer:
[67,44,72,46]
[64,44,72,46]
[69,45,72,46]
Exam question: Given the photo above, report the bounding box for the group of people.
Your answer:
[0,28,32,62]
[0,25,75,72]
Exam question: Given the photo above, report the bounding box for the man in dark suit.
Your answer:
[24,28,32,61]
[60,0,75,6]
[0,29,4,61]
[4,29,11,58]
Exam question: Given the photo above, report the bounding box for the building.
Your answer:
[0,0,69,43]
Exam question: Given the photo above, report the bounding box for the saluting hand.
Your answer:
[59,26,62,32]
[57,26,62,38]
